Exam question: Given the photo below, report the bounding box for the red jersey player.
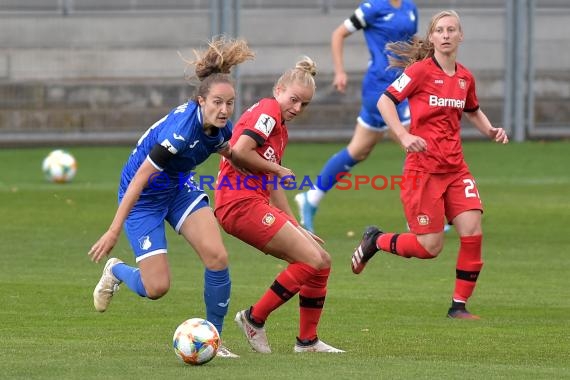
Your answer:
[351,10,508,319]
[214,56,344,353]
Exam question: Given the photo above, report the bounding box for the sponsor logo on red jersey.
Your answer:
[428,95,465,109]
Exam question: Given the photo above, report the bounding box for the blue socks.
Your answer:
[111,263,231,336]
[204,268,231,336]
[112,263,148,297]
[315,148,358,191]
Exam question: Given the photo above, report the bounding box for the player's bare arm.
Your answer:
[465,109,509,144]
[378,94,427,152]
[231,134,294,179]
[88,159,158,263]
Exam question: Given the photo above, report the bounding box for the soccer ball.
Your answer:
[172,318,220,365]
[42,149,77,183]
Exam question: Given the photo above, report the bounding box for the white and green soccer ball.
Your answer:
[42,149,77,183]
[173,318,220,365]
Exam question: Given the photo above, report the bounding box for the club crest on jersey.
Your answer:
[262,213,276,226]
[160,139,178,154]
[459,79,466,89]
[392,73,411,93]
[417,215,430,226]
[255,114,276,137]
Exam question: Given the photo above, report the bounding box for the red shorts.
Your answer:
[214,197,298,251]
[402,168,483,234]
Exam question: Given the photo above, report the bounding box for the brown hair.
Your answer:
[273,55,317,94]
[386,10,462,69]
[181,36,255,99]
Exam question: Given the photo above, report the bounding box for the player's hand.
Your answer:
[88,230,119,263]
[276,165,295,185]
[306,229,325,245]
[489,127,509,144]
[333,71,348,93]
[401,132,427,153]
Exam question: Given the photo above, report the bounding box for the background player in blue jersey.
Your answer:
[295,0,418,233]
[88,37,254,358]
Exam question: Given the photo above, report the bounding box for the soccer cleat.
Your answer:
[294,192,317,233]
[234,309,271,354]
[294,338,345,353]
[447,308,481,320]
[216,345,240,358]
[351,226,383,274]
[93,257,123,312]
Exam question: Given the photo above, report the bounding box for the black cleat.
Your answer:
[351,226,382,274]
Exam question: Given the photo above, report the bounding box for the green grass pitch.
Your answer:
[0,141,569,379]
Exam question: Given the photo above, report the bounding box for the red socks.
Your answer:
[377,233,435,259]
[249,263,330,342]
[376,231,483,305]
[453,235,483,302]
[298,268,330,341]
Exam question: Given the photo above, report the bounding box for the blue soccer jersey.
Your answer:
[119,100,232,197]
[347,0,418,89]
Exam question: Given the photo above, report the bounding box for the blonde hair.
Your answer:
[274,56,317,94]
[181,35,255,99]
[387,10,462,69]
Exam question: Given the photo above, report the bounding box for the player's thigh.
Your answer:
[179,207,228,270]
[451,210,483,236]
[347,123,386,160]
[138,253,171,298]
[263,221,330,269]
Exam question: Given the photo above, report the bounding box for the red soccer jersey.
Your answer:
[215,98,288,208]
[385,56,479,173]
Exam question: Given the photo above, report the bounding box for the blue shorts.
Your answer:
[358,83,411,131]
[121,185,209,263]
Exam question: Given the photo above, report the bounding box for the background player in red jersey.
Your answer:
[295,0,419,234]
[351,10,508,319]
[214,56,344,353]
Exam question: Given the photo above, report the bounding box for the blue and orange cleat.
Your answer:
[447,302,480,320]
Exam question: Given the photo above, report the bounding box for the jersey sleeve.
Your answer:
[346,1,386,32]
[241,100,281,146]
[384,62,423,105]
[148,107,191,169]
[464,73,480,113]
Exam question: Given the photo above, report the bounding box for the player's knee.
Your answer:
[145,280,170,300]
[319,251,332,268]
[314,250,332,269]
[425,241,444,257]
[202,250,229,271]
[418,236,444,257]
[351,148,373,162]
[303,249,331,270]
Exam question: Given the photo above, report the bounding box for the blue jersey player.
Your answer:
[295,0,418,232]
[88,37,254,358]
